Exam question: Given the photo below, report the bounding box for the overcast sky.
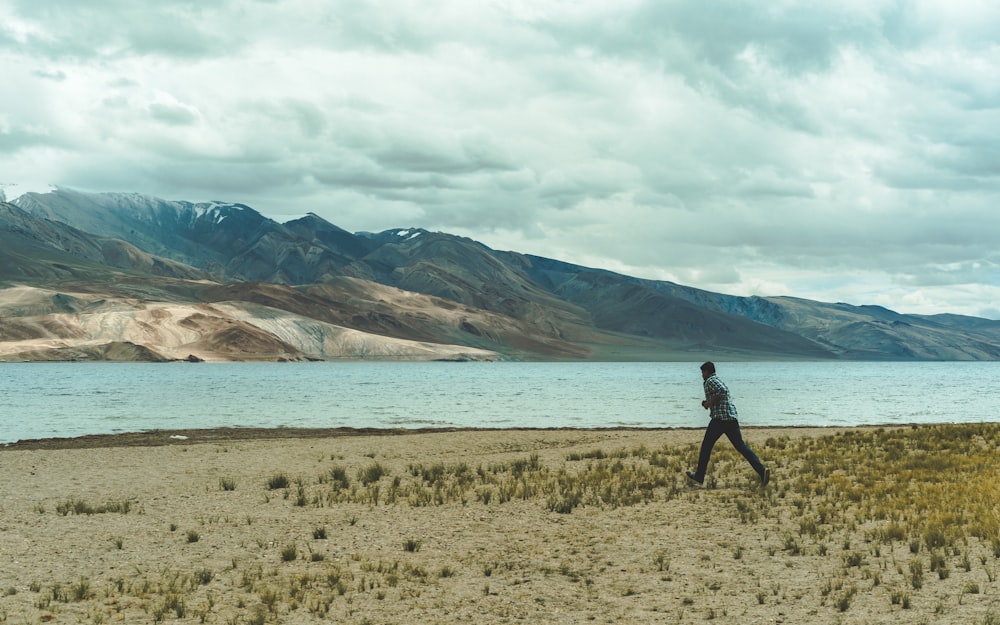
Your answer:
[2,1,999,319]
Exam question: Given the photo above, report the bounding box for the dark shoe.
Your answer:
[686,471,703,485]
[761,467,771,487]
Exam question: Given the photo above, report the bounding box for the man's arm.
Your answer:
[701,378,724,409]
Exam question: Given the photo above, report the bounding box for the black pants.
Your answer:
[694,418,765,479]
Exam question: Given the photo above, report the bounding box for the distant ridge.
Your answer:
[2,189,998,362]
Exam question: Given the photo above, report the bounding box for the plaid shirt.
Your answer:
[704,374,738,421]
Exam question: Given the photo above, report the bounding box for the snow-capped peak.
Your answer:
[395,228,423,241]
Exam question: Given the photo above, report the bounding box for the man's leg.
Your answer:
[691,419,726,480]
[721,421,766,477]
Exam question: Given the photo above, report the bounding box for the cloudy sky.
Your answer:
[2,1,999,319]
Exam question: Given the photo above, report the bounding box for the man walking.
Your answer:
[686,362,771,487]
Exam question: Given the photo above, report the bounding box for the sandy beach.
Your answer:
[2,425,998,624]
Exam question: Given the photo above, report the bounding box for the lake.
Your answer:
[1,361,997,444]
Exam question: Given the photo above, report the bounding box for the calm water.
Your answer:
[0,361,997,444]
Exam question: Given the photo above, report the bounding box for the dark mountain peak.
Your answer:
[283,213,376,262]
[285,212,337,228]
[283,212,358,239]
[847,303,904,320]
[0,199,210,283]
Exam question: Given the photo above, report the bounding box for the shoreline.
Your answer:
[0,423,907,451]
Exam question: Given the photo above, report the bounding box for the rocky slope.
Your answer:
[0,284,500,362]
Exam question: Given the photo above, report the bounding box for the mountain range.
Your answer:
[2,188,998,362]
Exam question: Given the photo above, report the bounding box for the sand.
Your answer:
[1,426,998,624]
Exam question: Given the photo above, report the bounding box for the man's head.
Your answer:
[700,361,716,380]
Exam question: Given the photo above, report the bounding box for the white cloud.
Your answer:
[1,0,998,318]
